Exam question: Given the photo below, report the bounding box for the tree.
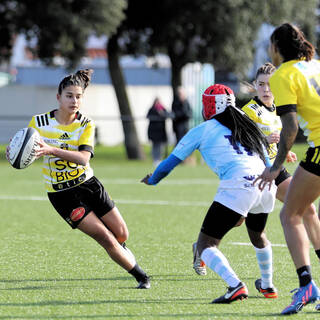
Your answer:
[1,0,318,157]
[16,0,145,160]
[118,0,318,94]
[107,34,144,159]
[0,1,20,65]
[14,0,126,69]
[0,0,145,159]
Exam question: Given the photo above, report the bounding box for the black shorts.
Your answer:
[201,201,269,239]
[48,176,115,229]
[201,201,243,239]
[275,167,291,186]
[300,146,320,176]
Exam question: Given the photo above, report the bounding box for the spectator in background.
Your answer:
[172,86,193,144]
[147,97,170,167]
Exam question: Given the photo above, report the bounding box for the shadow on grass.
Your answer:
[0,311,287,319]
[0,276,130,283]
[0,274,217,285]
[0,297,285,319]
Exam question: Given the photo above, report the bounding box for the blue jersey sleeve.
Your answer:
[172,125,203,160]
[148,154,182,185]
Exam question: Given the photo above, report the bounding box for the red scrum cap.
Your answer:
[202,84,235,120]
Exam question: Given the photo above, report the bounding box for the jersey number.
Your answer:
[224,135,253,156]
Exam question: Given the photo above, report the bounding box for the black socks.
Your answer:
[297,265,312,287]
[128,263,148,282]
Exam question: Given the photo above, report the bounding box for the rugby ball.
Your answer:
[7,127,40,169]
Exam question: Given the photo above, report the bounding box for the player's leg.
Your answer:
[192,215,245,277]
[81,177,150,288]
[192,241,207,276]
[280,166,320,314]
[100,207,150,286]
[100,206,129,244]
[276,174,320,256]
[246,213,277,298]
[280,166,320,269]
[197,201,248,303]
[78,211,134,269]
[78,211,150,289]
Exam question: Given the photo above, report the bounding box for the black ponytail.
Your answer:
[58,69,93,94]
[215,107,269,163]
[271,23,315,62]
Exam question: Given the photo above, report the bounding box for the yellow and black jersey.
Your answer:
[270,59,320,147]
[242,97,282,161]
[28,110,95,193]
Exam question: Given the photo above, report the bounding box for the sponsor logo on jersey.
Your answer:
[60,142,69,150]
[59,132,70,140]
[70,207,85,221]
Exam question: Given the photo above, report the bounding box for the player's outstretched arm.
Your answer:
[141,154,182,185]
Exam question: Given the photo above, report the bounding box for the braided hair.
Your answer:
[270,23,315,62]
[58,69,93,94]
[214,107,269,164]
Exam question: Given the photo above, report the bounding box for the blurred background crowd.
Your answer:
[0,0,319,161]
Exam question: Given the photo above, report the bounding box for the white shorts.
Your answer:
[214,178,276,217]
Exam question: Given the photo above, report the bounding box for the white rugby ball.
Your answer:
[7,127,41,169]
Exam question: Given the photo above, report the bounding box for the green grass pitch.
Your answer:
[0,143,319,319]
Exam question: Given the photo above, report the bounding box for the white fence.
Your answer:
[0,84,174,145]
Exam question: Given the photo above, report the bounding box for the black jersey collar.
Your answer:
[253,96,275,112]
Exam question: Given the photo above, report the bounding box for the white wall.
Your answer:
[0,84,174,145]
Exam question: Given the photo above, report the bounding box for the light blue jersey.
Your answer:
[172,119,266,180]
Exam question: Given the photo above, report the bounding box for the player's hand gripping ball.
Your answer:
[7,127,40,169]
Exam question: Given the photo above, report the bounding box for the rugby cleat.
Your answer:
[212,281,248,304]
[255,279,278,298]
[136,276,151,289]
[281,280,320,315]
[192,242,207,276]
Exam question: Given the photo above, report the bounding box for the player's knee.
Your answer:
[304,203,317,219]
[116,228,129,244]
[251,234,269,248]
[92,230,118,250]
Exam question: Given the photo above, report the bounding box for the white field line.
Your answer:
[0,195,287,247]
[0,195,284,209]
[18,178,217,186]
[0,195,209,207]
[101,178,217,185]
[230,242,287,247]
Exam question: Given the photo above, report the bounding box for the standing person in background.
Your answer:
[7,69,150,289]
[242,62,320,299]
[254,23,320,315]
[172,86,193,144]
[147,97,170,167]
[142,84,277,304]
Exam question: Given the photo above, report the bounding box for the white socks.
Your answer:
[254,244,273,289]
[201,247,240,287]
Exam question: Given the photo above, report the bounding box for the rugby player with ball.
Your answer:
[6,69,150,289]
